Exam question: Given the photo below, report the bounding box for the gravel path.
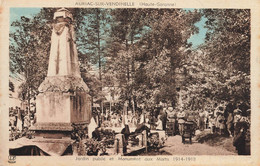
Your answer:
[161,135,237,155]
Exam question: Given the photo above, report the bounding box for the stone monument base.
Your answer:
[30,76,92,139]
[35,91,91,124]
[30,122,74,139]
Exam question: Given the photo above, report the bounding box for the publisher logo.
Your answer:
[8,156,16,164]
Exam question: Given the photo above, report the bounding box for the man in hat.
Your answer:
[23,114,31,131]
[215,106,224,133]
[198,110,205,131]
[233,108,248,155]
[177,109,186,135]
[233,108,243,124]
[245,109,251,124]
[167,107,177,135]
[233,121,248,155]
[160,107,167,130]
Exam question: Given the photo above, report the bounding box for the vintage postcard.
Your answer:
[0,0,260,165]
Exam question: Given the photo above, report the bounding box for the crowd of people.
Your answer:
[90,100,250,155]
[9,106,36,139]
[157,101,251,155]
[9,100,250,155]
[168,101,250,155]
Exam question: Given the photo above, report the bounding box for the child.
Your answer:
[218,113,226,135]
[209,115,216,134]
[226,112,234,137]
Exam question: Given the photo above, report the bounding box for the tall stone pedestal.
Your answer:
[30,8,92,141]
[11,8,93,156]
[31,76,91,139]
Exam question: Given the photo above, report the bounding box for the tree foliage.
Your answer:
[202,9,250,74]
[178,9,250,110]
[9,8,106,102]
[10,10,52,101]
[9,8,250,112]
[104,9,201,108]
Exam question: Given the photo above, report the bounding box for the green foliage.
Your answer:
[76,8,111,81]
[9,8,250,113]
[84,138,106,155]
[202,9,250,74]
[178,9,250,110]
[104,9,202,107]
[9,8,107,101]
[10,10,51,101]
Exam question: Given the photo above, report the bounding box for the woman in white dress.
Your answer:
[88,117,98,138]
[156,115,163,130]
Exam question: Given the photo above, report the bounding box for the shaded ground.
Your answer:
[139,130,237,155]
[161,135,236,155]
[194,130,237,154]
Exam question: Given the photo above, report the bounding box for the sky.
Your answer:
[187,16,207,48]
[10,8,207,48]
[10,8,41,25]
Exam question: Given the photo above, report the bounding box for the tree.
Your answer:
[104,8,151,111]
[201,9,250,105]
[133,9,201,107]
[202,9,250,74]
[9,8,108,105]
[9,11,52,105]
[176,9,250,111]
[104,9,202,110]
[75,9,111,86]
